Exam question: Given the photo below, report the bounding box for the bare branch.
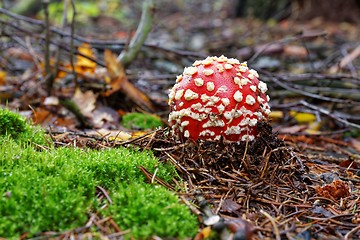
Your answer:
[258,69,356,104]
[69,0,77,87]
[117,0,155,67]
[42,0,55,95]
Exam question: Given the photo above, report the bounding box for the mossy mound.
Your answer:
[0,109,198,239]
[121,112,164,130]
[0,108,49,145]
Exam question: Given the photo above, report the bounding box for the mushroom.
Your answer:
[168,55,271,142]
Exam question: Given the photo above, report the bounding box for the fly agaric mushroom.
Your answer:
[168,55,270,142]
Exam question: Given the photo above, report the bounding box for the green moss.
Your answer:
[0,108,28,137]
[121,112,164,130]
[105,182,198,239]
[0,109,197,238]
[0,140,197,238]
[0,108,49,145]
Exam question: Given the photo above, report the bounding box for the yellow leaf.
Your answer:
[87,129,132,141]
[305,129,321,135]
[199,226,212,238]
[308,121,321,131]
[305,122,322,135]
[76,43,97,73]
[108,131,132,141]
[290,111,316,124]
[0,71,6,85]
[131,131,149,139]
[109,131,149,141]
[269,111,284,119]
[40,59,67,78]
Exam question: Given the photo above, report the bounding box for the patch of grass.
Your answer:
[0,111,197,239]
[121,112,164,130]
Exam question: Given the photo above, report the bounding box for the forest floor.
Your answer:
[1,1,360,239]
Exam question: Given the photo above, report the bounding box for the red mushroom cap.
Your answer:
[168,55,270,142]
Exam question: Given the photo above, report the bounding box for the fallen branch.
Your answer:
[258,69,354,104]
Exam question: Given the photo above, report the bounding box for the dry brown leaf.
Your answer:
[32,108,52,125]
[277,125,307,134]
[350,138,360,152]
[103,49,127,96]
[339,160,358,169]
[92,105,120,128]
[72,87,98,117]
[316,179,351,200]
[221,199,241,213]
[103,49,155,112]
[284,45,308,58]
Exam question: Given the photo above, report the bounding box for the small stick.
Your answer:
[260,209,281,240]
[42,0,54,95]
[69,0,78,87]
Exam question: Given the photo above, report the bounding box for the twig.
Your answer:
[0,7,204,63]
[272,73,360,83]
[59,98,92,128]
[260,209,281,240]
[53,0,69,86]
[117,0,155,67]
[69,0,77,87]
[249,30,326,63]
[0,17,106,67]
[331,44,360,75]
[298,100,360,129]
[96,186,113,204]
[259,69,353,104]
[42,0,54,95]
[139,165,176,191]
[106,229,131,238]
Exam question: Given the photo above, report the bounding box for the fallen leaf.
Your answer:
[40,59,68,78]
[75,43,97,73]
[316,179,350,200]
[284,45,308,58]
[194,226,212,240]
[92,105,120,128]
[339,160,358,169]
[312,206,334,218]
[32,108,52,125]
[43,96,59,106]
[103,50,155,111]
[290,110,316,124]
[269,111,284,120]
[87,129,132,141]
[221,199,241,213]
[350,138,360,152]
[103,49,127,96]
[0,71,6,85]
[72,87,98,117]
[278,125,307,134]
